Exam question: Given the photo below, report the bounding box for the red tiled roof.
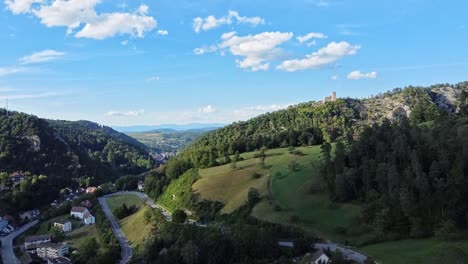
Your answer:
[84,211,91,218]
[71,206,87,213]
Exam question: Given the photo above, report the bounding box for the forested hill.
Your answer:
[0,110,153,183]
[163,82,467,178]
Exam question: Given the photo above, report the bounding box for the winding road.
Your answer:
[98,197,133,264]
[99,191,173,264]
[0,220,38,264]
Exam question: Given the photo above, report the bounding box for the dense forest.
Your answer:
[0,110,153,183]
[322,112,468,242]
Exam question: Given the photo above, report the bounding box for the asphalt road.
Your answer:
[315,243,368,263]
[98,197,133,264]
[106,191,173,221]
[0,220,38,264]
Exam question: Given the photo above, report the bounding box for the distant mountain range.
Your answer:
[112,123,225,133]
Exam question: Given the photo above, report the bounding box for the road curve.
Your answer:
[106,191,173,221]
[98,197,132,264]
[0,220,38,264]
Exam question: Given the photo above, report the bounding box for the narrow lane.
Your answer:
[98,197,132,264]
[0,220,38,264]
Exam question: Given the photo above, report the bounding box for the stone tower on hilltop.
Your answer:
[322,92,337,103]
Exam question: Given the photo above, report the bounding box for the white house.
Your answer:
[53,219,72,232]
[70,206,95,225]
[70,206,88,219]
[311,249,330,264]
[83,211,95,225]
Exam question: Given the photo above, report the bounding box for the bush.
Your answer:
[113,203,136,219]
[435,220,461,241]
[248,188,260,206]
[251,172,262,179]
[172,209,188,224]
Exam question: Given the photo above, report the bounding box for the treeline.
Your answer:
[135,200,314,264]
[322,114,468,242]
[0,110,153,184]
[0,172,59,215]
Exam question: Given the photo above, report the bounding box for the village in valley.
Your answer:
[0,171,104,264]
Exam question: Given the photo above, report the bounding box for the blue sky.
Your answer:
[0,0,467,126]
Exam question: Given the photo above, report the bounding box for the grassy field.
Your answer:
[195,157,269,213]
[105,193,153,247]
[66,225,99,249]
[236,146,362,243]
[360,238,468,264]
[157,169,198,212]
[105,194,143,212]
[120,206,153,247]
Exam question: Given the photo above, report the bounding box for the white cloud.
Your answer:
[146,76,160,82]
[19,50,65,65]
[193,45,218,55]
[347,70,377,80]
[0,92,60,100]
[121,40,128,46]
[277,41,360,72]
[157,29,168,35]
[330,75,338,80]
[219,31,293,71]
[0,66,28,77]
[198,105,216,114]
[193,10,264,33]
[105,109,145,117]
[32,0,100,34]
[75,6,157,40]
[297,32,327,43]
[233,104,292,120]
[305,0,332,7]
[4,0,43,14]
[6,0,157,39]
[306,40,317,47]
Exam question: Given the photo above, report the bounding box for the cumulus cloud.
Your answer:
[75,5,157,39]
[19,50,65,65]
[5,0,157,39]
[157,29,168,35]
[193,10,264,33]
[219,31,293,71]
[193,45,218,55]
[198,105,217,114]
[4,0,43,14]
[105,109,145,117]
[347,70,377,80]
[277,41,360,72]
[297,32,327,43]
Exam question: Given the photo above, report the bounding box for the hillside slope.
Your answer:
[0,110,152,182]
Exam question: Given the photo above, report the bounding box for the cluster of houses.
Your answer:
[1,210,40,236]
[21,204,96,263]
